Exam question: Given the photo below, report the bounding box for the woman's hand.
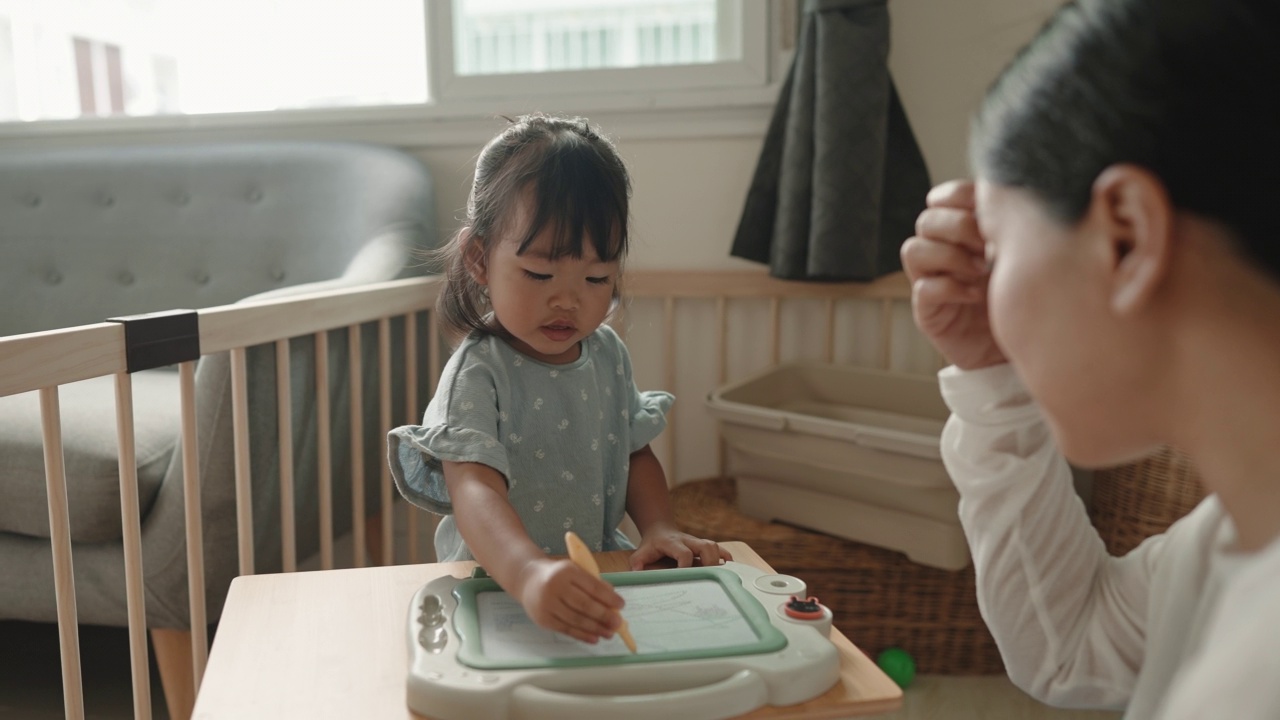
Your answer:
[514,557,625,644]
[628,521,733,570]
[901,179,1008,370]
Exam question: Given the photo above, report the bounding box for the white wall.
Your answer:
[890,0,1064,183]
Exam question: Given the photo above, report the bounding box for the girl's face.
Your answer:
[976,180,1162,467]
[472,204,619,365]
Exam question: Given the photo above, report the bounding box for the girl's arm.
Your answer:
[442,460,624,643]
[624,444,734,570]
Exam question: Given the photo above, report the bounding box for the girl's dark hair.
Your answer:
[971,0,1280,277]
[435,114,632,337]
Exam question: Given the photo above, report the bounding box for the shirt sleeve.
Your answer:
[940,363,1152,710]
[386,347,510,515]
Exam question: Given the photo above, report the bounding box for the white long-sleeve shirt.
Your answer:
[939,363,1280,719]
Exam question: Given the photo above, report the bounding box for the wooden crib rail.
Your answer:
[0,268,929,720]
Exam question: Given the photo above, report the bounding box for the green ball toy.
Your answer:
[876,647,916,689]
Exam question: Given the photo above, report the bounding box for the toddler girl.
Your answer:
[389,114,730,644]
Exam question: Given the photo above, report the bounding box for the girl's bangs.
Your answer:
[513,142,628,262]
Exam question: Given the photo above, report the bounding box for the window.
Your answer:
[0,0,428,123]
[433,0,768,99]
[0,0,774,127]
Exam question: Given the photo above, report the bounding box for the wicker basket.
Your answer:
[672,477,1005,675]
[1090,446,1208,555]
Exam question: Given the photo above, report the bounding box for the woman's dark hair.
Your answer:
[971,0,1280,277]
[435,114,632,338]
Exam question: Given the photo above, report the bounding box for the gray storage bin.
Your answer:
[706,361,968,569]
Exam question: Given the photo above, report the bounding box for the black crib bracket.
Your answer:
[106,309,201,373]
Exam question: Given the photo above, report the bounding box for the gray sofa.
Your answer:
[0,141,437,629]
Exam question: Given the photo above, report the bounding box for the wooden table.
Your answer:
[192,541,903,719]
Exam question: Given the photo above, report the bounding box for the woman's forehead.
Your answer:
[976,181,1037,229]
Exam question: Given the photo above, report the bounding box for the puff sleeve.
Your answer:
[387,348,509,515]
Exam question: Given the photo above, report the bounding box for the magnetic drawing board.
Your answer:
[451,567,786,670]
[405,562,844,720]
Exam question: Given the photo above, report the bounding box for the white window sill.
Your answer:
[0,84,782,150]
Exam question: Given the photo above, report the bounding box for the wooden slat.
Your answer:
[879,298,894,370]
[349,324,366,569]
[428,313,441,397]
[275,340,296,573]
[199,277,442,354]
[625,269,911,300]
[230,348,254,576]
[716,297,729,384]
[716,296,728,477]
[378,317,394,566]
[404,314,419,565]
[178,361,209,691]
[663,297,677,482]
[824,298,837,363]
[770,297,781,367]
[0,323,123,396]
[113,373,152,720]
[404,313,419,425]
[315,331,334,571]
[40,387,85,720]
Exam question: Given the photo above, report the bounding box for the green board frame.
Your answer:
[451,566,787,670]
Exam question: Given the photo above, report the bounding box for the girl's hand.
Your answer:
[901,180,1008,370]
[629,521,734,570]
[515,557,625,644]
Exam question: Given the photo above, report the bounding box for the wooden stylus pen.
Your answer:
[564,531,638,653]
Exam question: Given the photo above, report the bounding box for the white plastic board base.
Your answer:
[405,561,840,720]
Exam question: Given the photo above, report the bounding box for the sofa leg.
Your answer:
[150,628,195,720]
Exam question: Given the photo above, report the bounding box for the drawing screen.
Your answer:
[476,579,759,661]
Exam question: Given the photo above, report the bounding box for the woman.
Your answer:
[901,0,1280,716]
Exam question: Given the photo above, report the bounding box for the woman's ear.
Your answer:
[1090,164,1174,315]
[460,229,488,286]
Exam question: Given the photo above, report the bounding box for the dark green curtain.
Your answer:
[731,0,931,281]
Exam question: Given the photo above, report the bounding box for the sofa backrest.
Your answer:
[0,141,436,335]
